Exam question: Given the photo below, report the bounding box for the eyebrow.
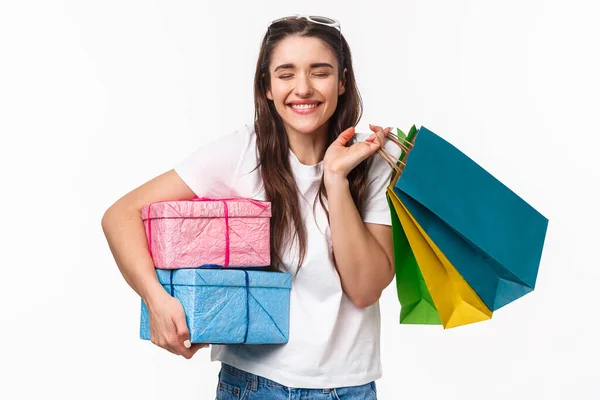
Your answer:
[273,63,335,72]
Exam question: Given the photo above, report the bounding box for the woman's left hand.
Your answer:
[323,124,391,183]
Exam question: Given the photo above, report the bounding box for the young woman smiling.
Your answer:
[102,15,400,399]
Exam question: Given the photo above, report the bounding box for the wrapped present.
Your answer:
[141,197,271,269]
[140,268,292,344]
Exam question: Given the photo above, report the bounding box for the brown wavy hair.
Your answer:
[253,18,369,271]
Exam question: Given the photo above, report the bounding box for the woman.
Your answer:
[102,15,400,399]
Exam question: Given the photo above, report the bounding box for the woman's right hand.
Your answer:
[102,169,208,358]
[146,289,209,359]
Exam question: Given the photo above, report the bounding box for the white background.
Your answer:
[0,0,598,399]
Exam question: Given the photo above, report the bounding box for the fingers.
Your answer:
[154,334,207,359]
[369,123,382,132]
[337,125,390,148]
[169,333,190,357]
[150,328,186,357]
[366,124,392,146]
[369,124,392,136]
[172,312,194,359]
[148,294,207,359]
[334,126,356,146]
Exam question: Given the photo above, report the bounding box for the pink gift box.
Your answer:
[141,198,271,269]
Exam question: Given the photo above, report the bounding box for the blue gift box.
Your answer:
[140,268,292,344]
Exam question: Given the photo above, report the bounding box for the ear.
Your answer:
[338,68,347,96]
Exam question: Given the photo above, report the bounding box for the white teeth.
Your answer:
[290,103,319,109]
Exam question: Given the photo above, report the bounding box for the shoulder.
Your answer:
[174,122,258,197]
[354,129,402,179]
[174,122,256,174]
[359,128,402,225]
[213,122,255,150]
[233,122,258,159]
[187,123,256,162]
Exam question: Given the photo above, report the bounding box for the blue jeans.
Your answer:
[216,363,377,399]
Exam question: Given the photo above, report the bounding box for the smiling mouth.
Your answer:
[288,103,322,113]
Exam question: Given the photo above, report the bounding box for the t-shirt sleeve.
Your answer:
[361,136,403,226]
[174,125,251,198]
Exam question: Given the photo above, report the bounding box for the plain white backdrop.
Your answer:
[1,0,598,399]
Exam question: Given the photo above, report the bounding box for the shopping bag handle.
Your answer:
[376,126,420,186]
[376,128,416,173]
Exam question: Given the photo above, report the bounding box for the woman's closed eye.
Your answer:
[278,73,330,79]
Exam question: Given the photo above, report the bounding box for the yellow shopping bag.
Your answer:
[387,182,492,329]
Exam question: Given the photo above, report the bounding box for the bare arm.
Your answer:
[102,170,193,299]
[325,176,394,308]
[323,124,395,308]
[101,169,206,358]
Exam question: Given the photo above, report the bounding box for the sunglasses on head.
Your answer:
[269,15,341,33]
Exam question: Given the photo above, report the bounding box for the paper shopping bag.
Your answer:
[388,186,492,328]
[386,126,548,311]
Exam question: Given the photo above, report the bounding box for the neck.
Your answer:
[286,123,329,166]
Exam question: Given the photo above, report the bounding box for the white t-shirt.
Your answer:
[174,123,400,388]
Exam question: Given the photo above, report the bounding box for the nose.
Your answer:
[294,74,313,97]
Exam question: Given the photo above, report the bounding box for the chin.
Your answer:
[286,121,326,135]
[283,114,331,135]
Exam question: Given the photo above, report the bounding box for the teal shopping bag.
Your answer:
[392,126,548,311]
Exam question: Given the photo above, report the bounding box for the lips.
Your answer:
[287,102,322,114]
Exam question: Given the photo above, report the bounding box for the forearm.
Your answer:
[101,203,166,306]
[325,176,394,308]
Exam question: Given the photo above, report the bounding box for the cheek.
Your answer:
[269,81,288,99]
[322,86,340,105]
[319,80,341,97]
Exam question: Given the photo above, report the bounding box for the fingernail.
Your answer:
[184,340,191,348]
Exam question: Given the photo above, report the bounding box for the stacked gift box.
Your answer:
[139,197,291,344]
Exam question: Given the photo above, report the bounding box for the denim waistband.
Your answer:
[220,363,338,393]
[222,363,283,388]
